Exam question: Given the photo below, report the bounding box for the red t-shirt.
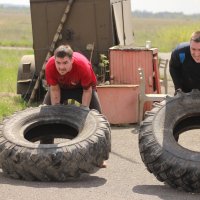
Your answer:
[45,52,97,90]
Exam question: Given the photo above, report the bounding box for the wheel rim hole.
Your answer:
[24,123,78,144]
[174,115,200,151]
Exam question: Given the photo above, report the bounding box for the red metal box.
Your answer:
[97,85,139,124]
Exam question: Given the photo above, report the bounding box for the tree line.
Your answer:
[132,11,200,20]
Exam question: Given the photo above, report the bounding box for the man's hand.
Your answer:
[80,104,90,111]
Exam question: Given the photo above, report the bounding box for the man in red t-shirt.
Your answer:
[42,45,106,167]
[43,45,102,113]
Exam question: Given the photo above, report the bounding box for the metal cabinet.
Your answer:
[109,46,161,94]
[97,46,161,124]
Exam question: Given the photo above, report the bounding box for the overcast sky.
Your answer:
[0,0,200,15]
[0,0,29,6]
[132,0,200,14]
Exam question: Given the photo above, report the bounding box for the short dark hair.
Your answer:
[54,45,73,59]
[190,31,200,42]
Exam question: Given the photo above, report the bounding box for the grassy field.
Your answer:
[0,6,199,51]
[0,7,32,47]
[132,17,200,52]
[0,95,26,121]
[0,49,33,120]
[0,49,33,92]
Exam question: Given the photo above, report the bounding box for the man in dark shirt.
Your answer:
[169,31,200,94]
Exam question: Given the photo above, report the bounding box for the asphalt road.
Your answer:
[0,125,199,200]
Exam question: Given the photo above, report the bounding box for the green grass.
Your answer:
[0,96,27,121]
[0,49,33,93]
[0,49,33,120]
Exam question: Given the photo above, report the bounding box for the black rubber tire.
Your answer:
[0,105,111,181]
[139,89,200,193]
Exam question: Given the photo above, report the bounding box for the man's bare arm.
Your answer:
[82,86,92,107]
[50,84,61,105]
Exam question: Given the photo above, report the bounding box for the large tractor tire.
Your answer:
[0,105,111,181]
[139,89,200,193]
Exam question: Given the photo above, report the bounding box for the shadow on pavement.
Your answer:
[0,170,107,188]
[132,184,199,199]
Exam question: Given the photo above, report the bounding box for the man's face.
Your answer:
[55,56,73,75]
[190,40,200,63]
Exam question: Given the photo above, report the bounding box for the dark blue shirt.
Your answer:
[169,42,200,92]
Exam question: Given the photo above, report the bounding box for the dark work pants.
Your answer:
[43,87,102,113]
